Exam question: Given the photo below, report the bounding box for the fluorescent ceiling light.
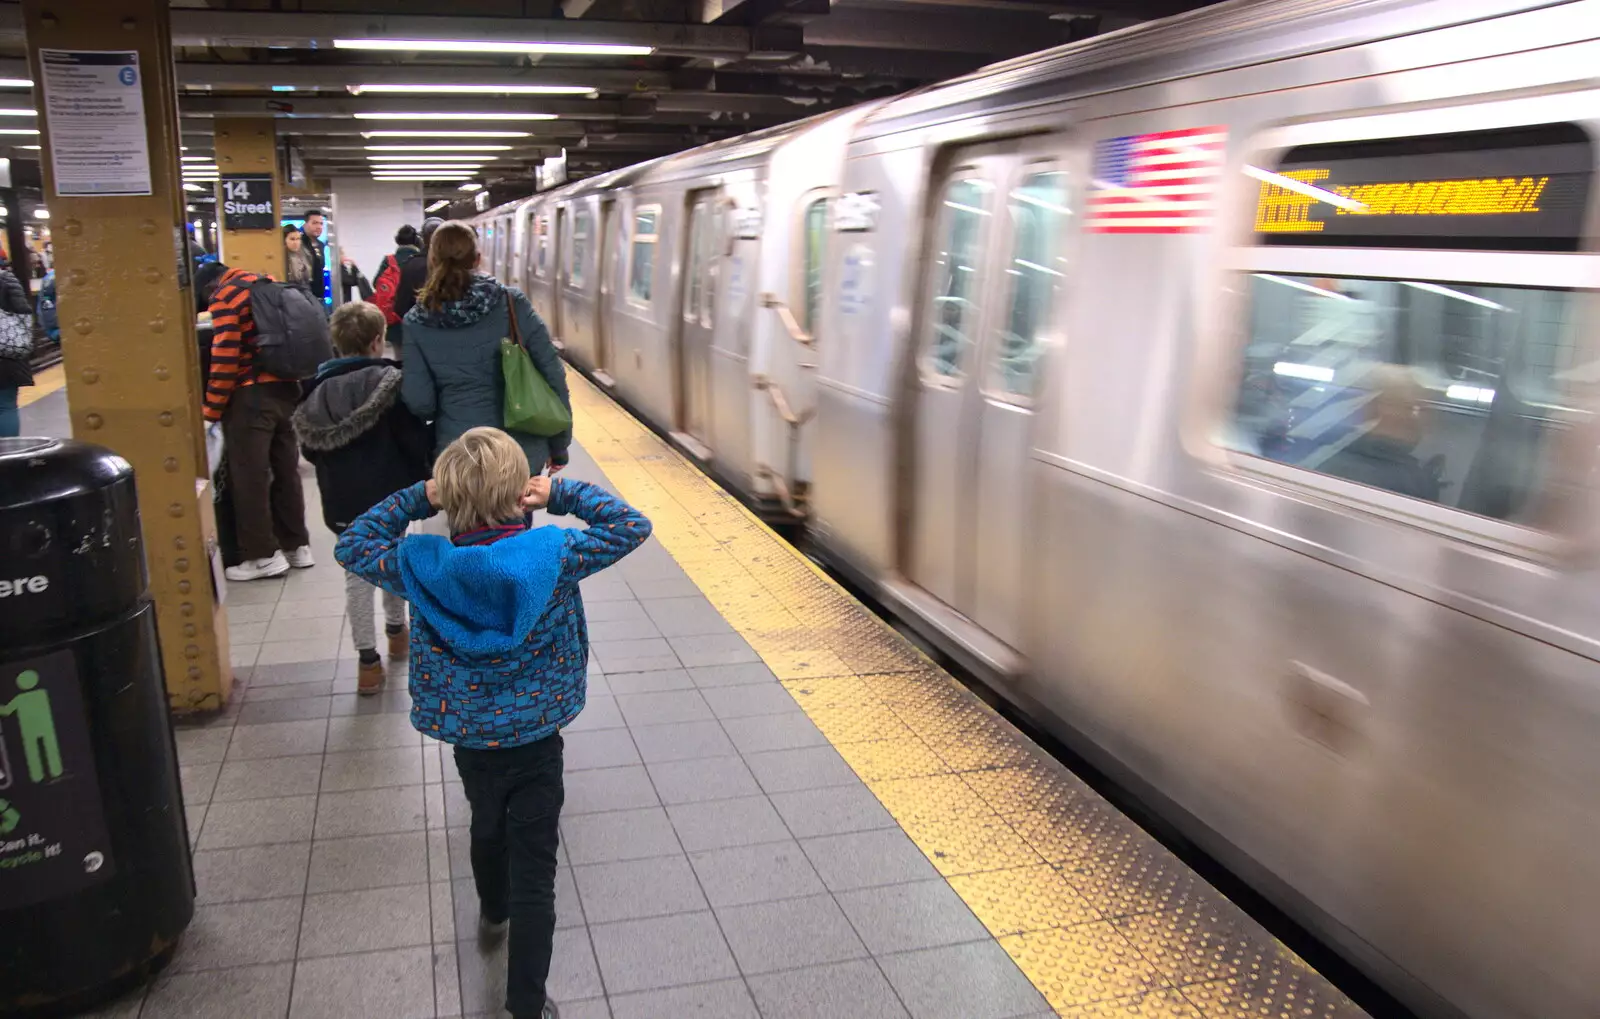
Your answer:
[1273,361,1335,383]
[0,79,32,88]
[34,209,49,219]
[426,199,450,212]
[353,113,557,122]
[362,130,531,139]
[184,182,205,192]
[459,182,483,192]
[334,39,653,56]
[366,153,490,161]
[0,128,39,135]
[186,205,196,212]
[369,164,484,171]
[0,109,34,116]
[366,144,512,152]
[352,84,595,96]
[181,155,213,162]
[272,85,295,92]
[18,145,38,150]
[1401,280,1511,312]
[1445,384,1496,404]
[373,173,476,179]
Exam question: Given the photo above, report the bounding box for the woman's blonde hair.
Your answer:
[433,427,529,533]
[417,221,479,313]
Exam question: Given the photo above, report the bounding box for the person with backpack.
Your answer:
[394,216,443,327]
[197,259,333,581]
[372,224,422,354]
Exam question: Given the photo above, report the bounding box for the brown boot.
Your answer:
[357,656,385,696]
[387,625,408,661]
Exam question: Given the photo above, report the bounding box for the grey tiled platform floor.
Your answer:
[87,439,1053,1019]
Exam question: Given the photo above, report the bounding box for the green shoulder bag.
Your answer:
[500,293,573,437]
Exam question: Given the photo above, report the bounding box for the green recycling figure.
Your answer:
[0,671,62,783]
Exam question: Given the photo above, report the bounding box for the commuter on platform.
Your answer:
[334,426,651,1019]
[301,208,329,303]
[393,216,442,326]
[283,224,316,292]
[196,259,316,581]
[372,223,423,354]
[0,258,34,438]
[337,258,374,304]
[37,271,58,344]
[401,221,571,476]
[293,301,432,695]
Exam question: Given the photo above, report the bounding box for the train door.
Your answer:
[906,141,1070,651]
[676,190,720,449]
[596,199,615,378]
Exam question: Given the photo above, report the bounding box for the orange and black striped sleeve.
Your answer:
[203,284,248,422]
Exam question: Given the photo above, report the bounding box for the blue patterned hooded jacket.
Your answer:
[335,477,651,749]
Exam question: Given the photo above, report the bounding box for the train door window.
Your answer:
[629,205,660,304]
[571,208,590,289]
[801,197,828,332]
[920,176,994,382]
[987,168,1069,402]
[1223,121,1595,528]
[535,216,550,279]
[686,202,707,322]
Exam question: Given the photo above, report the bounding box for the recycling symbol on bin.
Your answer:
[0,798,19,836]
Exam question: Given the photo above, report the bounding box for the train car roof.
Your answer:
[855,0,1570,138]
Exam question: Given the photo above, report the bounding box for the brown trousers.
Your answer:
[222,381,311,562]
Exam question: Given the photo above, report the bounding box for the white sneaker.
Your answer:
[285,546,316,569]
[225,552,290,582]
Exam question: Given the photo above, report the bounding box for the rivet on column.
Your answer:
[163,456,179,473]
[80,368,98,384]
[157,410,174,427]
[83,413,103,430]
[167,502,184,518]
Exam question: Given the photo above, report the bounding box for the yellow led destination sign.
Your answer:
[1256,123,1592,250]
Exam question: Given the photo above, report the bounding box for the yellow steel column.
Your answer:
[213,116,283,277]
[23,0,231,712]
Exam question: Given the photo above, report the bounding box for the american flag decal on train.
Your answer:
[1088,126,1226,233]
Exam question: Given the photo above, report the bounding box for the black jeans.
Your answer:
[454,733,565,1018]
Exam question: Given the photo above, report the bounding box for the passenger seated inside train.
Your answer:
[1317,363,1441,502]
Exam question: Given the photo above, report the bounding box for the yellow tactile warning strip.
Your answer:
[569,370,1368,1019]
[19,363,65,408]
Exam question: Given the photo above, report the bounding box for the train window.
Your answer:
[921,176,993,381]
[801,198,827,332]
[570,209,590,289]
[988,170,1069,402]
[686,203,707,321]
[1223,273,1585,524]
[629,206,659,304]
[535,216,550,278]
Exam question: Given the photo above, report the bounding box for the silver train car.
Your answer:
[476,2,1600,1015]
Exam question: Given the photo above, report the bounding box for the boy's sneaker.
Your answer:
[285,546,316,569]
[386,623,408,661]
[225,552,289,582]
[357,654,385,696]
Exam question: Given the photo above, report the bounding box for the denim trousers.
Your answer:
[454,732,565,1018]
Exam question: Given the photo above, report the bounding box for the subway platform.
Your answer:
[27,373,1369,1019]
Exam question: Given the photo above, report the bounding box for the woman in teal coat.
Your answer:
[401,221,571,473]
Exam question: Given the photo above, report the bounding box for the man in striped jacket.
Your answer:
[196,261,315,581]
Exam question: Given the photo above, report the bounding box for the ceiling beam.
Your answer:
[176,95,649,119]
[173,62,672,93]
[801,5,1062,54]
[149,11,804,61]
[698,0,830,24]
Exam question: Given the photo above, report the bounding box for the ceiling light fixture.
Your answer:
[18,145,38,150]
[425,199,450,212]
[334,39,652,56]
[0,128,40,136]
[351,84,595,96]
[361,130,531,139]
[0,79,32,89]
[368,164,485,171]
[365,153,491,161]
[458,182,483,192]
[353,112,559,121]
[184,182,205,192]
[34,209,49,219]
[366,144,512,152]
[0,109,34,116]
[181,155,213,162]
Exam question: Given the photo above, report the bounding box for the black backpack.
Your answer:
[248,278,332,379]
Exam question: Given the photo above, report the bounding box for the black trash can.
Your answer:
[0,437,194,1016]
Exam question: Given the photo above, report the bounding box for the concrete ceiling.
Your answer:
[0,0,1222,204]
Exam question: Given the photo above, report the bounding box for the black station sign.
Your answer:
[1253,123,1593,250]
[219,174,275,231]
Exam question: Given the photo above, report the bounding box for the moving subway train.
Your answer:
[474,2,1600,1015]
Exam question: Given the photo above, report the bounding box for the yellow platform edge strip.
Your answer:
[568,369,1366,1019]
[19,363,65,408]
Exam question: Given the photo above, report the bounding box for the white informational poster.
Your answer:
[39,50,153,197]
